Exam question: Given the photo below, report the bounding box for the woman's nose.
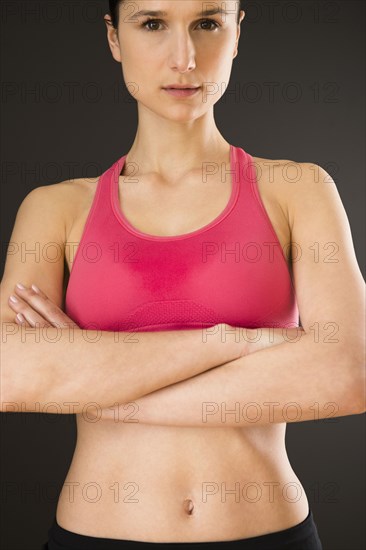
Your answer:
[167,34,197,72]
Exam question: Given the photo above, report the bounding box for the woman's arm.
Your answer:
[1,318,242,415]
[115,326,364,427]
[1,185,242,414]
[2,319,241,415]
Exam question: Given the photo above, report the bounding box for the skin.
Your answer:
[6,0,317,542]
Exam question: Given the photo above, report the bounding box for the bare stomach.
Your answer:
[55,416,309,543]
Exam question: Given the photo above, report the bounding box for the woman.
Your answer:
[2,1,364,549]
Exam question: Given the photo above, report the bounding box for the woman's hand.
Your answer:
[8,283,78,329]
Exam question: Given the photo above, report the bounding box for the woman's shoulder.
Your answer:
[32,176,100,242]
[251,154,307,173]
[248,155,320,246]
[60,176,100,206]
[250,154,314,206]
[251,154,315,181]
[250,155,296,204]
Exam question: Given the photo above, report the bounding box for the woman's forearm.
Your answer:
[0,322,239,414]
[105,327,364,427]
[93,327,304,422]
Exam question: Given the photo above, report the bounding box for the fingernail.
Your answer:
[31,284,40,293]
[16,283,26,290]
[16,313,25,323]
[9,295,18,303]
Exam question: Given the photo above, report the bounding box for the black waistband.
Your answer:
[47,507,322,550]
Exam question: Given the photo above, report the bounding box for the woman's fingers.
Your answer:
[9,284,77,329]
[8,290,52,328]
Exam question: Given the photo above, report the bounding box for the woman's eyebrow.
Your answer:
[132,8,230,18]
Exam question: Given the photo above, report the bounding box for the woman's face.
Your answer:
[105,0,244,122]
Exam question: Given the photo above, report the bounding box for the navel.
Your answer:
[183,498,195,516]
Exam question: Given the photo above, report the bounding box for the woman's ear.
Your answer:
[233,11,245,59]
[104,14,122,63]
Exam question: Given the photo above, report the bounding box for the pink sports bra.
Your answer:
[65,145,299,331]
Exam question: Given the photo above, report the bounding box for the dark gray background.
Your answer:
[1,1,365,549]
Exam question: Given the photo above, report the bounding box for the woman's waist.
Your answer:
[56,465,309,542]
[59,461,304,507]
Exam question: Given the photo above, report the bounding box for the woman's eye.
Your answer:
[198,19,220,31]
[141,18,220,32]
[142,19,162,32]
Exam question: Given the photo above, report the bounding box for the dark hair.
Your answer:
[109,0,244,28]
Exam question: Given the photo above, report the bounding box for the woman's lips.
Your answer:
[163,87,201,98]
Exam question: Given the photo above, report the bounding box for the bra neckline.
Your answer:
[110,144,241,241]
